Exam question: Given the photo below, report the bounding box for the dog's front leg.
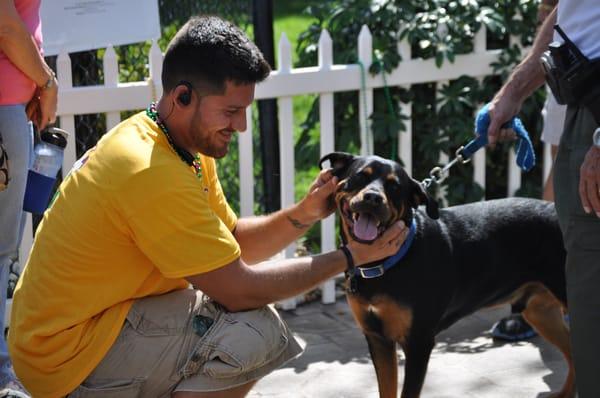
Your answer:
[400,334,435,398]
[365,333,398,398]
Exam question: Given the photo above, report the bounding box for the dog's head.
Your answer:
[319,152,439,244]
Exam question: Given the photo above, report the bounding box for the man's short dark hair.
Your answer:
[161,15,271,94]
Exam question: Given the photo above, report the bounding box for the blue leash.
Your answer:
[461,103,535,171]
[421,102,536,189]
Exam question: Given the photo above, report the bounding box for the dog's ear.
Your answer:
[409,178,439,219]
[319,152,355,178]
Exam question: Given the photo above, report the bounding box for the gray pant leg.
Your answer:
[554,105,600,398]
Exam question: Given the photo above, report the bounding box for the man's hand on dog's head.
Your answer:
[346,221,408,266]
[298,169,339,224]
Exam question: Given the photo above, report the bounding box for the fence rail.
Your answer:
[17,25,550,310]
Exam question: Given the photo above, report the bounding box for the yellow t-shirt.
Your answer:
[8,112,241,397]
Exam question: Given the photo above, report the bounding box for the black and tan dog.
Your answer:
[319,152,574,398]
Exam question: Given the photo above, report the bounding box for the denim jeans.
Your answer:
[0,104,34,384]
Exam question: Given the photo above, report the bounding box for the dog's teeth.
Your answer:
[353,213,359,221]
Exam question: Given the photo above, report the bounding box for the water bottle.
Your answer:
[23,127,68,213]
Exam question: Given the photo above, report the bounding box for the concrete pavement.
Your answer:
[249,291,569,398]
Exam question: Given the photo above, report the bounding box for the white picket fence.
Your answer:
[17,25,551,310]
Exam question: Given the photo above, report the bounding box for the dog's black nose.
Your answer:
[363,192,383,205]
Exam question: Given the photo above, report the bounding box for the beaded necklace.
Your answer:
[146,102,202,179]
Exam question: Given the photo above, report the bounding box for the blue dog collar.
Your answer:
[353,218,417,279]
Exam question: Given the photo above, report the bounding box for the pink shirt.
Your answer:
[0,0,43,106]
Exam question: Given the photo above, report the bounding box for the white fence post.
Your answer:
[103,46,121,130]
[277,32,295,257]
[398,36,413,174]
[358,25,373,156]
[437,22,450,206]
[57,51,76,171]
[508,151,521,196]
[149,40,163,101]
[437,80,449,207]
[473,29,487,197]
[276,33,297,310]
[543,143,552,187]
[239,107,254,217]
[474,25,486,54]
[318,29,337,304]
[507,34,522,196]
[473,130,486,197]
[17,218,32,274]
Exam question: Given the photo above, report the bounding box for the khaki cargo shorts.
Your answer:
[68,289,304,397]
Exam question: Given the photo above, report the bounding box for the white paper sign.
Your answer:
[41,0,161,56]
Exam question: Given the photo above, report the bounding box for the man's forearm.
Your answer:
[231,250,347,311]
[499,7,557,102]
[186,249,348,312]
[234,203,317,264]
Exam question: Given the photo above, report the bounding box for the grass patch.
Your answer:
[273,0,314,67]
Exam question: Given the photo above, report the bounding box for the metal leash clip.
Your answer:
[421,146,471,189]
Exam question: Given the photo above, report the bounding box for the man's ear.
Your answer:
[409,178,439,219]
[319,152,355,178]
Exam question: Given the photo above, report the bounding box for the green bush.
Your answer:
[295,0,545,204]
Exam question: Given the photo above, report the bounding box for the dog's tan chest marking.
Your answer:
[348,294,413,344]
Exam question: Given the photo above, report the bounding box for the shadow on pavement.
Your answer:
[271,298,569,397]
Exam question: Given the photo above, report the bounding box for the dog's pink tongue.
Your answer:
[353,213,378,241]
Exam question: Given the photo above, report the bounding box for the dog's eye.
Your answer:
[385,181,401,195]
[350,173,370,185]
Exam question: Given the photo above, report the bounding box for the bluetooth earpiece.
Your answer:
[176,81,193,106]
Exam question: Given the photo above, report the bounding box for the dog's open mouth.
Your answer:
[342,199,386,243]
